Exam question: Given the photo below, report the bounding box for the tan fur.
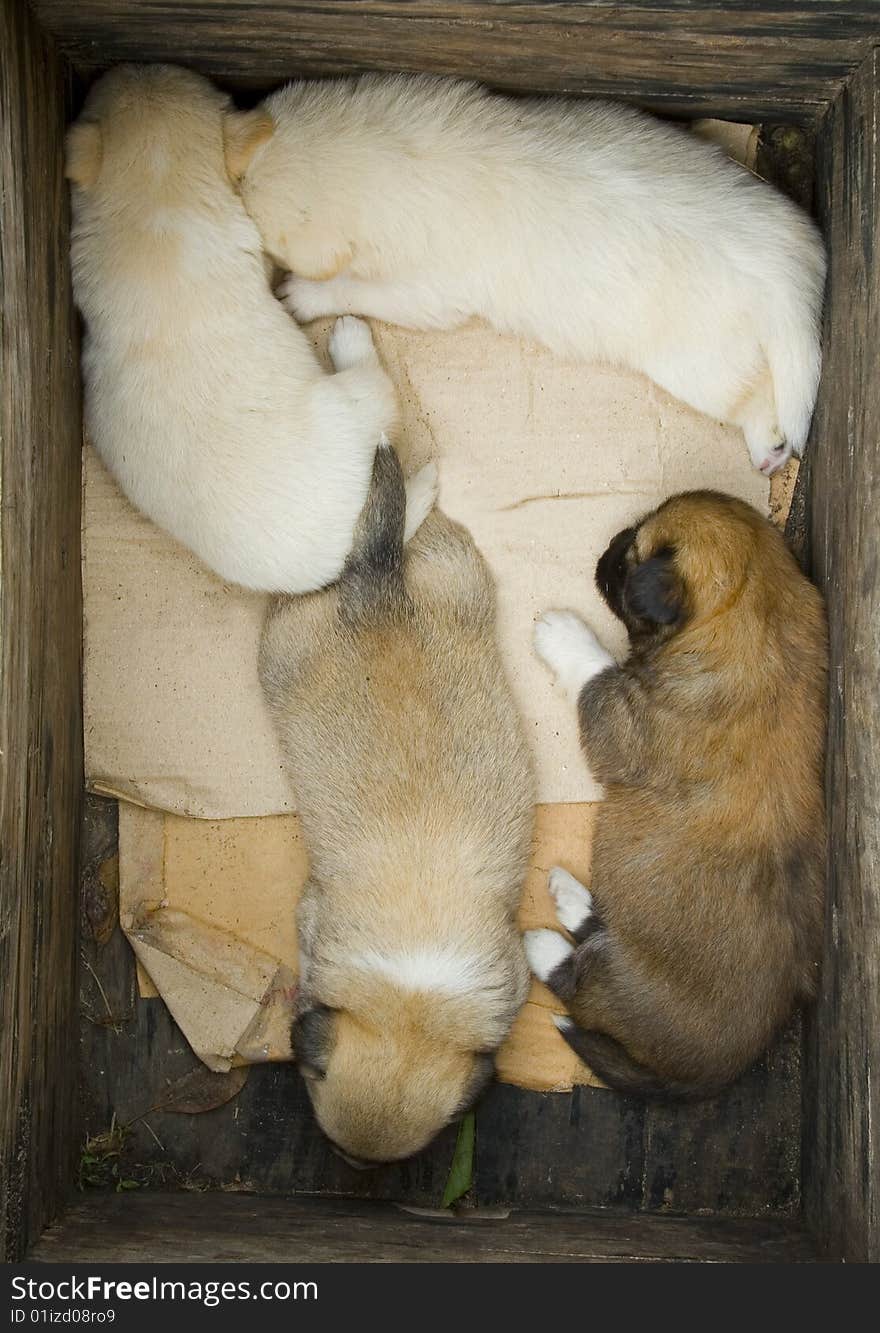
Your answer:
[303,247,355,282]
[554,493,827,1095]
[259,499,535,1162]
[64,120,103,187]
[223,108,275,182]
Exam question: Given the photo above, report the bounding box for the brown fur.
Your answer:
[557,492,827,1096]
[259,447,534,1162]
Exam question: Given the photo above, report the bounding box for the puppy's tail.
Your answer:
[339,435,406,619]
[555,1020,721,1102]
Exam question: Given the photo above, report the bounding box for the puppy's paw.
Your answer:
[549,867,594,935]
[403,460,439,543]
[328,316,377,372]
[743,415,793,475]
[752,439,794,476]
[533,610,614,701]
[277,273,342,322]
[523,928,574,984]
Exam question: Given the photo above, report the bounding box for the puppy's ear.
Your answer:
[291,1004,336,1080]
[65,121,102,188]
[625,547,684,626]
[452,1052,496,1117]
[223,108,275,182]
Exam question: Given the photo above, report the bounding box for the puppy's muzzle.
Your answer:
[596,524,636,617]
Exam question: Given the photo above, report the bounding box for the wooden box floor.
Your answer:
[30,1194,818,1265]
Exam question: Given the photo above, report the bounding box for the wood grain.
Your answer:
[28,1191,819,1263]
[30,1,880,120]
[0,0,82,1263]
[804,47,880,1265]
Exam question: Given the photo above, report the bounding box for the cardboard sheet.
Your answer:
[119,798,603,1090]
[84,326,770,815]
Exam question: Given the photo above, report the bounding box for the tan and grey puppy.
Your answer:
[259,444,534,1163]
[526,492,827,1099]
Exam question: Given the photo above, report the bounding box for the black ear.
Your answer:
[624,547,683,626]
[453,1052,496,1117]
[291,1004,336,1080]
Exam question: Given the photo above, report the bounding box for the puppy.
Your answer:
[66,64,435,592]
[526,492,827,1098]
[259,443,534,1163]
[226,74,826,474]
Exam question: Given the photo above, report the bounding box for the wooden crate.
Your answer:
[2,0,878,1264]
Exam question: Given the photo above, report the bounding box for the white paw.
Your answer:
[549,867,593,934]
[277,273,340,323]
[403,460,439,543]
[751,439,793,476]
[328,316,376,371]
[744,419,792,476]
[533,610,614,701]
[523,928,574,983]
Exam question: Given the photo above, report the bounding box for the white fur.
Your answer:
[549,867,594,934]
[533,610,614,701]
[242,74,826,473]
[402,460,440,543]
[68,65,407,593]
[349,946,490,997]
[524,928,574,982]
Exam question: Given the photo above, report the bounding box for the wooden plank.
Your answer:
[28,1192,819,1263]
[804,47,880,1265]
[642,1025,803,1216]
[30,1,880,119]
[0,0,82,1263]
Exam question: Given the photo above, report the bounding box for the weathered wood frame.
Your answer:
[2,0,877,1263]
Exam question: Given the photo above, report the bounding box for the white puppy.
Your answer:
[226,74,826,474]
[66,64,435,592]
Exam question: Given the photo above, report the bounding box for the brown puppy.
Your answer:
[526,491,827,1098]
[259,442,534,1163]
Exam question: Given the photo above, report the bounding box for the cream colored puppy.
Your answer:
[259,443,534,1165]
[226,74,826,475]
[66,64,435,592]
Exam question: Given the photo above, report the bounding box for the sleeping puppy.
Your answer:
[259,443,534,1163]
[66,64,435,592]
[225,74,825,474]
[525,492,827,1099]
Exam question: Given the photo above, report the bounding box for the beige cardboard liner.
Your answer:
[85,333,770,816]
[83,121,768,818]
